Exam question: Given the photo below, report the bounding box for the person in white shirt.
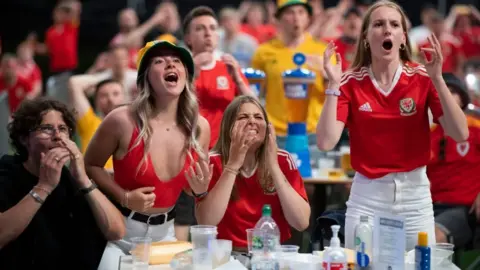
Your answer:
[217,7,258,68]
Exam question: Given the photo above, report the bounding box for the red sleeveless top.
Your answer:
[113,127,195,208]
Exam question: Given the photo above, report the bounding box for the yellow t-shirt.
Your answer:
[76,107,113,170]
[251,33,331,135]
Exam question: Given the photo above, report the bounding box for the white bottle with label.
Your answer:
[322,225,347,270]
[354,216,373,269]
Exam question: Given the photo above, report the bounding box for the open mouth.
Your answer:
[164,72,178,85]
[382,39,393,51]
[247,129,259,135]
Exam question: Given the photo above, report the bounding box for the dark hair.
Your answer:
[94,79,123,99]
[182,6,217,35]
[7,98,77,161]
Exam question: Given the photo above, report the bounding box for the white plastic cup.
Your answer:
[190,225,218,270]
[130,237,152,270]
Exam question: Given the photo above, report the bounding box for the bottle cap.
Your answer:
[262,204,272,217]
[417,232,428,247]
[360,216,368,222]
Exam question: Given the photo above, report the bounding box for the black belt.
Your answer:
[120,206,176,225]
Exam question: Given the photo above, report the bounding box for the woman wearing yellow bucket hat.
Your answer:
[84,40,212,270]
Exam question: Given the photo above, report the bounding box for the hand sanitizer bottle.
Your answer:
[322,225,347,270]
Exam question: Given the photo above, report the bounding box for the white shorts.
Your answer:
[97,211,177,270]
[344,166,436,252]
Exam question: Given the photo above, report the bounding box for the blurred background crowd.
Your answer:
[1,0,480,267]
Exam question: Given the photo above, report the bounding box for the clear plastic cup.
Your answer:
[212,239,232,268]
[190,225,218,270]
[277,245,300,269]
[434,243,455,262]
[130,237,152,269]
[246,228,266,254]
[278,245,300,253]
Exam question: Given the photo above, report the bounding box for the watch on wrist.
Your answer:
[79,181,98,195]
[192,190,208,199]
[325,89,341,96]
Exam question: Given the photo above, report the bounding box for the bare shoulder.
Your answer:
[198,116,211,139]
[101,105,135,135]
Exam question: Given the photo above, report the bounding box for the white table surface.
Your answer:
[119,256,171,270]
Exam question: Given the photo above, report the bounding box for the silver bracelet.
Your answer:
[325,89,341,96]
[29,190,45,205]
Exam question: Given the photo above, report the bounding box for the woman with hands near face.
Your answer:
[195,95,310,251]
[0,98,124,270]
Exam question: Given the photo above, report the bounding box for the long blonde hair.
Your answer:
[212,96,271,200]
[350,0,413,70]
[131,62,204,174]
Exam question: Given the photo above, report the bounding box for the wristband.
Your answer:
[29,190,45,204]
[325,89,341,96]
[79,181,98,195]
[224,166,239,176]
[192,190,208,199]
[34,185,52,195]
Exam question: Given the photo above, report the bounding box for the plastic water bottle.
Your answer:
[251,204,280,270]
[354,216,372,269]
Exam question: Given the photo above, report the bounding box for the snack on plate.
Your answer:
[132,241,193,265]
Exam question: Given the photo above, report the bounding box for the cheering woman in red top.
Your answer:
[316,0,468,251]
[84,41,211,270]
[195,95,310,250]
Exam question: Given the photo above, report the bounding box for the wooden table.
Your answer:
[304,177,353,184]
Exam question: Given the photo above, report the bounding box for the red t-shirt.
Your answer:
[17,62,42,87]
[333,37,357,71]
[240,24,276,44]
[0,76,33,114]
[337,63,444,179]
[453,26,480,59]
[45,22,78,72]
[427,117,480,206]
[203,150,308,248]
[418,35,463,74]
[195,61,248,149]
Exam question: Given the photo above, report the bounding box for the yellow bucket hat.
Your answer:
[275,0,313,18]
[136,40,195,85]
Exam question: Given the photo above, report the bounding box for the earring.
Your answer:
[400,43,406,50]
[363,40,369,48]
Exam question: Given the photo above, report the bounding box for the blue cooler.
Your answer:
[241,68,266,97]
[282,53,316,178]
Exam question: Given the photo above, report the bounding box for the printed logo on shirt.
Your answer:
[456,142,470,157]
[359,102,372,112]
[216,76,229,90]
[399,98,417,116]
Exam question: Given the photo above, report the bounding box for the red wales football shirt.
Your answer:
[202,150,308,248]
[45,22,78,72]
[427,117,480,206]
[337,63,444,179]
[0,76,33,114]
[195,61,247,149]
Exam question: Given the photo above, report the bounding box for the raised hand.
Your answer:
[221,53,241,79]
[323,41,343,89]
[185,159,214,195]
[420,34,444,79]
[60,137,86,181]
[38,148,71,191]
[127,187,156,212]
[266,123,279,170]
[226,120,257,170]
